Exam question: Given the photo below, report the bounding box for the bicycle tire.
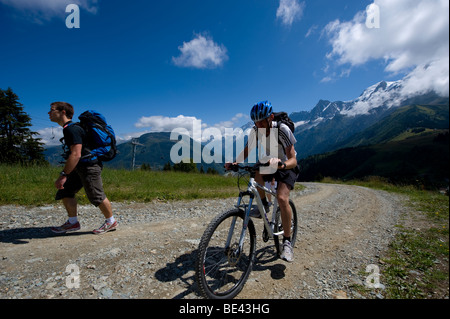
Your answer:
[273,199,298,257]
[195,208,256,299]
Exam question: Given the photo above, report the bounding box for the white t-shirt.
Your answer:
[248,121,297,162]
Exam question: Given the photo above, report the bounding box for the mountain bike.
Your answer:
[195,162,298,299]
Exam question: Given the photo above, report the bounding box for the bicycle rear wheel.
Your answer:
[195,208,256,299]
[273,199,298,257]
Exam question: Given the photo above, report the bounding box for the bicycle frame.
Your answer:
[227,174,283,253]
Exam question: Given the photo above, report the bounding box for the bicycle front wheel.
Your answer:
[195,208,256,299]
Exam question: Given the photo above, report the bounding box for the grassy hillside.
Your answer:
[298,103,449,189]
[293,111,389,159]
[299,130,449,189]
[108,132,177,170]
[0,165,239,206]
[339,104,449,148]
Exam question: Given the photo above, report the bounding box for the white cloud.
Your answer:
[323,0,449,96]
[36,126,63,146]
[135,115,205,132]
[135,113,249,132]
[276,0,305,26]
[320,76,333,83]
[400,58,449,97]
[134,113,249,142]
[305,25,318,38]
[0,0,99,22]
[38,113,249,146]
[172,33,228,69]
[213,113,248,130]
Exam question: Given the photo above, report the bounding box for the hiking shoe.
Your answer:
[281,240,294,262]
[93,220,118,234]
[51,221,81,234]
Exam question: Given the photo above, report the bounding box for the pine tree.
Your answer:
[173,158,198,173]
[0,88,47,165]
[163,161,173,171]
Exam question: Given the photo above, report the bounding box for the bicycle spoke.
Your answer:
[196,209,256,298]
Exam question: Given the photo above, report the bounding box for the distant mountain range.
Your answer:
[298,103,449,188]
[45,131,224,172]
[290,79,449,159]
[45,78,449,184]
[291,80,447,125]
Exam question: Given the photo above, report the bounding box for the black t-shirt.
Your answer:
[62,121,88,162]
[63,121,86,147]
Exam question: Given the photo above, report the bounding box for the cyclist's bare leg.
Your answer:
[255,171,267,201]
[276,182,292,238]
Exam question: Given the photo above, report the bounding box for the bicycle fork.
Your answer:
[228,184,282,255]
[224,191,252,256]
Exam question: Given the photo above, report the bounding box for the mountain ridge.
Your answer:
[44,79,449,174]
[291,78,449,159]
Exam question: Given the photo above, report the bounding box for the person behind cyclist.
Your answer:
[225,101,299,262]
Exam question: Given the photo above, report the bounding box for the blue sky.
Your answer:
[0,0,448,145]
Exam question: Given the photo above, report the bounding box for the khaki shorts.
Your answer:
[55,164,106,206]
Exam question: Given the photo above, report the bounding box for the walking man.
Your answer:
[48,102,118,234]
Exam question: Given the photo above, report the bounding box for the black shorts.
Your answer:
[262,166,299,190]
[55,164,106,206]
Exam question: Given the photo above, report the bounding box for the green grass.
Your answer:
[0,164,239,206]
[322,176,449,299]
[381,189,449,299]
[382,226,448,298]
[102,169,238,202]
[0,165,59,206]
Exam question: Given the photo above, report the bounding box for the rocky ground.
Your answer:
[0,183,407,299]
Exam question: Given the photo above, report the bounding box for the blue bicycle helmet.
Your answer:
[250,101,273,122]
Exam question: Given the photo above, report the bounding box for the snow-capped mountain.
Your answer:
[292,80,399,128]
[340,80,403,116]
[290,79,448,158]
[292,79,448,132]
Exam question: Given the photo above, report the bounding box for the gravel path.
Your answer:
[0,183,406,299]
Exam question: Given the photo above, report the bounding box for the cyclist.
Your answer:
[225,101,299,262]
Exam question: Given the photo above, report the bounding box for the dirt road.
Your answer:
[0,183,405,299]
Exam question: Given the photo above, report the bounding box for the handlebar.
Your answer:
[226,161,285,173]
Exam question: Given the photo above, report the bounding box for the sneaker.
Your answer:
[93,220,118,234]
[51,221,81,234]
[281,240,294,262]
